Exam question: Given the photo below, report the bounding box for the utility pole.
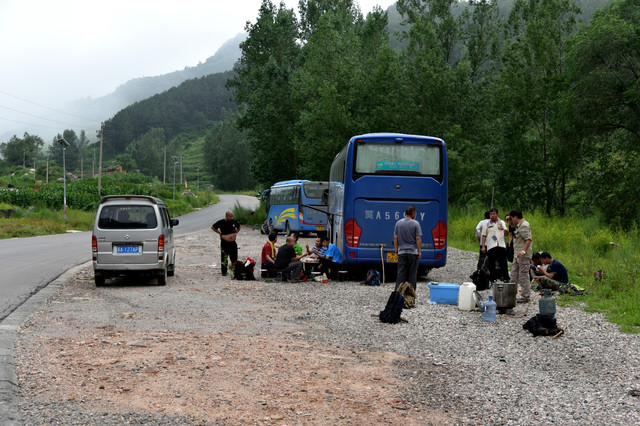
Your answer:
[196,166,199,191]
[163,147,166,184]
[92,149,95,177]
[98,123,104,195]
[46,153,49,184]
[171,156,179,203]
[179,156,183,187]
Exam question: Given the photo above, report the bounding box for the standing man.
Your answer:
[394,205,422,290]
[481,208,510,282]
[211,210,241,276]
[509,209,533,302]
[475,211,490,270]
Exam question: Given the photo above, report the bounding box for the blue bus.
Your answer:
[328,133,447,271]
[263,180,329,236]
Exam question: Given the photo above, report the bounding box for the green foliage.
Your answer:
[232,199,266,226]
[0,133,44,167]
[203,119,255,190]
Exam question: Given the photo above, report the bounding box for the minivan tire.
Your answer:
[167,262,175,277]
[95,271,106,287]
[157,266,168,286]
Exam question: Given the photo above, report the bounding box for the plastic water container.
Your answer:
[539,288,556,316]
[482,295,497,321]
[458,282,477,311]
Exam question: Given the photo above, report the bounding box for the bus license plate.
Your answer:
[116,245,141,254]
[316,226,325,231]
[386,252,398,263]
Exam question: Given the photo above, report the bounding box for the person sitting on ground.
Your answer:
[273,236,308,282]
[530,252,547,280]
[306,236,325,258]
[533,251,568,291]
[261,232,278,272]
[316,237,343,279]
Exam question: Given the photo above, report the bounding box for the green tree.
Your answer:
[204,120,255,191]
[564,0,640,225]
[50,130,82,171]
[493,0,580,214]
[126,127,166,179]
[227,0,301,187]
[0,133,44,167]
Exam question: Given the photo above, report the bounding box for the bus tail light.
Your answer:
[432,221,447,249]
[158,235,165,261]
[345,219,362,247]
[92,235,97,261]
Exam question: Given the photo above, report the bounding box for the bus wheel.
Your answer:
[285,221,291,236]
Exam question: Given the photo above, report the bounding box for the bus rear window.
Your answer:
[354,143,441,176]
[303,182,328,199]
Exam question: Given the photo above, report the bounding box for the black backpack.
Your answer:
[379,291,405,324]
[361,269,381,286]
[470,258,491,290]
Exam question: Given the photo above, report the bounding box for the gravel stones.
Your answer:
[14,228,640,425]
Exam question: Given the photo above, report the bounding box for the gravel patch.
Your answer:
[14,228,640,425]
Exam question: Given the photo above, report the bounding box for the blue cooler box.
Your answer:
[428,282,460,305]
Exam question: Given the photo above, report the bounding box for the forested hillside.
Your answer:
[228,0,635,226]
[103,70,237,156]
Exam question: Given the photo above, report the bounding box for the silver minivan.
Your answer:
[92,195,179,286]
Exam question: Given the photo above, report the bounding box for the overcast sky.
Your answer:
[0,0,394,141]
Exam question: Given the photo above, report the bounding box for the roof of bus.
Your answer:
[350,132,445,144]
[271,180,328,187]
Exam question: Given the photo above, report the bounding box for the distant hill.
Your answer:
[65,33,246,125]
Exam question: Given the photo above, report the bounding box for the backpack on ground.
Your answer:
[470,258,491,290]
[522,314,561,336]
[379,291,405,324]
[361,269,381,286]
[234,257,256,281]
[396,282,416,309]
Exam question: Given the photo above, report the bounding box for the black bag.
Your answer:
[361,269,381,286]
[379,291,405,324]
[470,262,491,291]
[233,258,256,281]
[523,314,561,336]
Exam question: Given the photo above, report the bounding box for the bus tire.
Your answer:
[285,221,291,236]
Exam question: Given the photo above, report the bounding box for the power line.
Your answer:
[0,115,69,131]
[0,89,98,122]
[0,104,90,129]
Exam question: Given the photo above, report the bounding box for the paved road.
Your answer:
[0,194,259,321]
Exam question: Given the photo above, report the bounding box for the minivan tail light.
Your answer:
[92,235,97,261]
[345,218,362,247]
[158,234,165,261]
[432,221,447,249]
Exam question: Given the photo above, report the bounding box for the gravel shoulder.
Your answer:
[14,228,640,425]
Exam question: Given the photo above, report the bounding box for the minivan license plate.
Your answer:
[116,245,141,254]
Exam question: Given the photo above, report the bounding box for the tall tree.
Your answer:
[227,0,301,187]
[493,0,580,214]
[204,119,255,191]
[126,127,166,179]
[0,133,44,167]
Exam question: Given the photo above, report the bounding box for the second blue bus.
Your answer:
[328,133,448,272]
[263,180,329,236]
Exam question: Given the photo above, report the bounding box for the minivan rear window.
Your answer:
[98,205,157,229]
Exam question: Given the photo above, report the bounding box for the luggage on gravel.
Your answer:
[379,291,405,324]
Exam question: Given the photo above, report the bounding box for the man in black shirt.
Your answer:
[274,236,307,282]
[211,210,241,276]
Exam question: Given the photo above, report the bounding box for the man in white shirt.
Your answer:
[481,208,510,282]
